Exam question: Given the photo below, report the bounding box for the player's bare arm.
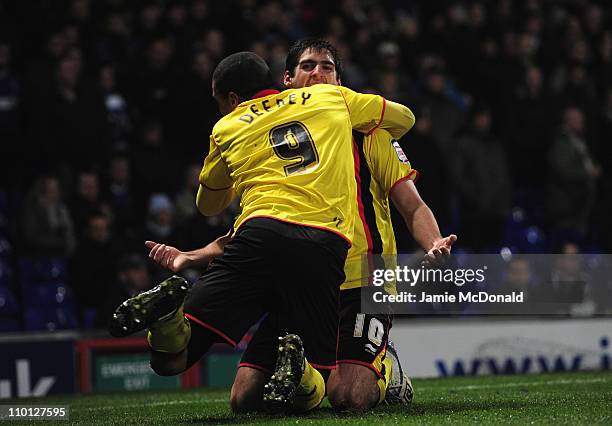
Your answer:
[390,179,457,266]
[145,233,230,272]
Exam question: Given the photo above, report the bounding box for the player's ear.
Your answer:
[283,70,293,87]
[228,91,241,109]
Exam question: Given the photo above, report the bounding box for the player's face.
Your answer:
[284,48,340,89]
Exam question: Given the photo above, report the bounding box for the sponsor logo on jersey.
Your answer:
[392,140,410,165]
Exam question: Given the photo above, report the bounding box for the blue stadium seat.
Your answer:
[0,213,7,233]
[19,257,67,286]
[22,282,74,308]
[452,247,473,267]
[502,207,548,253]
[0,237,13,260]
[23,307,79,331]
[0,259,16,288]
[0,318,20,332]
[0,286,19,316]
[0,191,7,232]
[518,225,547,253]
[82,308,98,329]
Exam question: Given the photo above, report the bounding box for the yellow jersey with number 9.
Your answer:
[199,83,414,244]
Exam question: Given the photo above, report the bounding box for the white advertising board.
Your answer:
[391,318,611,378]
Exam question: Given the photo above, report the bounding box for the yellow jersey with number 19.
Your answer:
[199,83,414,244]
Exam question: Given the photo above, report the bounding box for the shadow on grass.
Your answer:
[179,399,536,424]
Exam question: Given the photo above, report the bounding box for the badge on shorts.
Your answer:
[392,140,410,165]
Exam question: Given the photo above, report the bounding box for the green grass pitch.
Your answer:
[4,371,611,425]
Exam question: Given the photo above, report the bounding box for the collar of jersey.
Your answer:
[250,89,280,100]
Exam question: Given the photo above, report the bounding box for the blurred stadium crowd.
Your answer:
[0,0,611,330]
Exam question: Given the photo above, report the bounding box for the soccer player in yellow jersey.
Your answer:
[109,51,415,414]
[229,39,457,412]
[140,40,456,413]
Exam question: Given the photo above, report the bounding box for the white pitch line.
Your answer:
[417,377,608,391]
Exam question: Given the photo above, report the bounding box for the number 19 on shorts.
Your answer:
[354,313,385,347]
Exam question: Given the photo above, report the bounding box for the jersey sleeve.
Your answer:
[337,86,384,132]
[337,86,415,139]
[366,129,418,195]
[199,135,233,190]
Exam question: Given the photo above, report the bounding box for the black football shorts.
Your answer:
[241,286,392,379]
[184,217,348,369]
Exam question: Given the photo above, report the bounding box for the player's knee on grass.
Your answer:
[327,364,380,412]
[150,350,188,376]
[327,383,378,412]
[230,367,269,413]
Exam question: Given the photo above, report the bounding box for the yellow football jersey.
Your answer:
[199,84,414,244]
[343,129,418,290]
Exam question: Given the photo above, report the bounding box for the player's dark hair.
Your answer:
[285,38,343,80]
[212,52,273,101]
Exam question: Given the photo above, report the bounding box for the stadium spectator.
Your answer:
[0,41,20,187]
[546,106,600,238]
[133,2,164,52]
[174,164,201,225]
[131,119,179,197]
[499,256,544,314]
[455,105,512,251]
[593,89,612,250]
[545,242,596,316]
[96,253,152,328]
[144,193,181,277]
[415,62,466,166]
[503,257,537,294]
[99,63,132,152]
[21,176,76,257]
[104,155,139,241]
[95,10,132,65]
[23,28,68,97]
[507,65,555,190]
[145,193,176,239]
[333,42,366,90]
[165,49,219,163]
[69,213,122,321]
[165,2,190,62]
[69,171,110,234]
[42,52,109,172]
[130,35,176,120]
[190,0,213,31]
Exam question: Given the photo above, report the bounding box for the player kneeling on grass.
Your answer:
[109,50,416,414]
[228,38,455,413]
[135,39,455,414]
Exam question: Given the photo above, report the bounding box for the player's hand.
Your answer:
[422,234,457,267]
[145,241,191,272]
